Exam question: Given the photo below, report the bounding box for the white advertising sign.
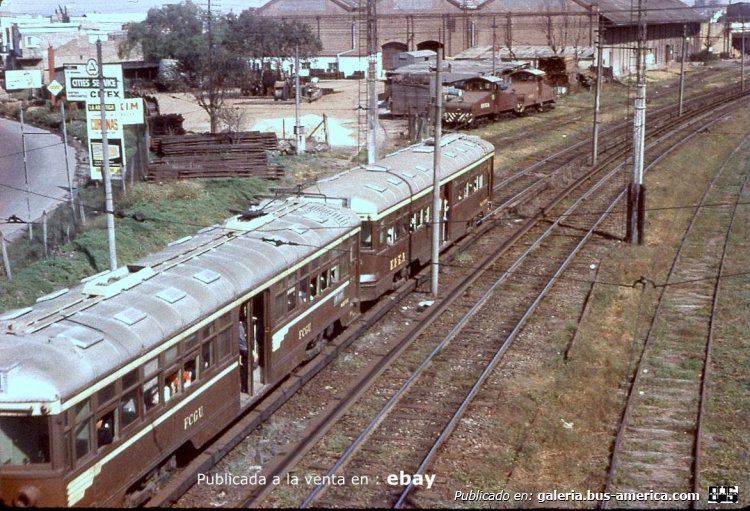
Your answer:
[119,98,145,125]
[5,69,43,90]
[64,61,124,101]
[86,102,125,180]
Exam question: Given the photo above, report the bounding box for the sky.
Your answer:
[1,0,269,16]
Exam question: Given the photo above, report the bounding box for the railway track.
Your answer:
[602,134,750,508]
[154,84,749,508]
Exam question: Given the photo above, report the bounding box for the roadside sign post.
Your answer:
[95,40,117,271]
[48,80,76,220]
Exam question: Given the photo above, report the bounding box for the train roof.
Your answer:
[0,200,360,413]
[301,134,495,221]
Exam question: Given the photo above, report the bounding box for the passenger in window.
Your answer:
[121,395,137,424]
[144,382,159,411]
[96,416,114,447]
[239,318,249,393]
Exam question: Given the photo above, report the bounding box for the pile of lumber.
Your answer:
[147,131,282,182]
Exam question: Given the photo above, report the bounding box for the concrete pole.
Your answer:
[97,39,117,271]
[628,0,647,245]
[367,0,378,164]
[431,46,443,298]
[60,100,76,219]
[592,7,603,166]
[295,45,305,155]
[679,24,687,116]
[19,106,33,240]
[741,18,746,92]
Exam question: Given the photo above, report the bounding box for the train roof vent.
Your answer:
[303,210,329,224]
[288,224,309,235]
[0,307,33,322]
[363,164,389,172]
[114,307,148,326]
[55,326,104,350]
[35,288,69,303]
[224,212,275,233]
[413,146,434,153]
[386,177,405,186]
[415,165,430,173]
[156,287,187,304]
[168,235,193,246]
[365,183,388,193]
[193,269,221,285]
[82,265,156,298]
[439,134,462,146]
[454,146,467,153]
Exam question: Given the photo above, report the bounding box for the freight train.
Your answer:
[0,134,494,507]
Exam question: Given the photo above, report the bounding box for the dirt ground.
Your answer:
[153,80,407,154]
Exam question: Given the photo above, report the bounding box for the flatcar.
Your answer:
[0,134,494,507]
[300,133,495,301]
[443,67,556,127]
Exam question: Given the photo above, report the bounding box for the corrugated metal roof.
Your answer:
[455,45,596,60]
[574,0,706,25]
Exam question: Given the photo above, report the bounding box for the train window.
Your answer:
[123,368,139,390]
[218,329,231,360]
[218,313,232,327]
[340,252,350,277]
[201,323,215,339]
[379,223,386,246]
[183,356,198,388]
[361,223,372,249]
[425,207,431,223]
[74,421,91,460]
[95,411,114,448]
[97,381,117,407]
[164,371,180,402]
[164,345,179,366]
[0,416,50,465]
[144,357,159,377]
[121,389,139,428]
[202,342,215,371]
[274,292,286,318]
[386,226,396,246]
[298,284,308,303]
[319,271,329,292]
[309,276,318,300]
[185,332,200,352]
[144,377,159,412]
[75,399,91,423]
[287,287,297,311]
[330,265,339,284]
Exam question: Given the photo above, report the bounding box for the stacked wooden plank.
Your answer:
[147,131,282,182]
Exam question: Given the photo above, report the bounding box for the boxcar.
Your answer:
[300,134,495,302]
[0,199,360,507]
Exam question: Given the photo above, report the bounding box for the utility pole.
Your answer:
[19,106,33,240]
[679,24,687,116]
[295,45,305,154]
[628,0,647,245]
[591,4,603,166]
[97,39,117,271]
[492,17,497,75]
[367,0,378,164]
[431,44,443,298]
[742,15,746,92]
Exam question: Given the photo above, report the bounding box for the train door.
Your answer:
[441,186,450,244]
[240,295,266,396]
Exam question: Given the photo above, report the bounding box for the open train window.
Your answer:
[96,410,115,448]
[286,286,297,311]
[330,265,339,284]
[143,377,159,412]
[218,329,232,360]
[309,276,318,300]
[121,389,139,428]
[386,226,396,246]
[361,222,372,248]
[319,271,329,292]
[73,400,92,460]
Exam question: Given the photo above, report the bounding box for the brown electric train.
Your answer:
[0,134,494,507]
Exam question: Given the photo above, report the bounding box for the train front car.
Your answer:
[443,76,520,127]
[301,134,495,303]
[0,199,360,507]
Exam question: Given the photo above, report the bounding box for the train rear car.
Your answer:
[0,199,360,507]
[300,134,495,302]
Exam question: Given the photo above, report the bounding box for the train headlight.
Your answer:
[13,486,40,507]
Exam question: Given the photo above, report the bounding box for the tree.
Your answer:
[120,1,242,133]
